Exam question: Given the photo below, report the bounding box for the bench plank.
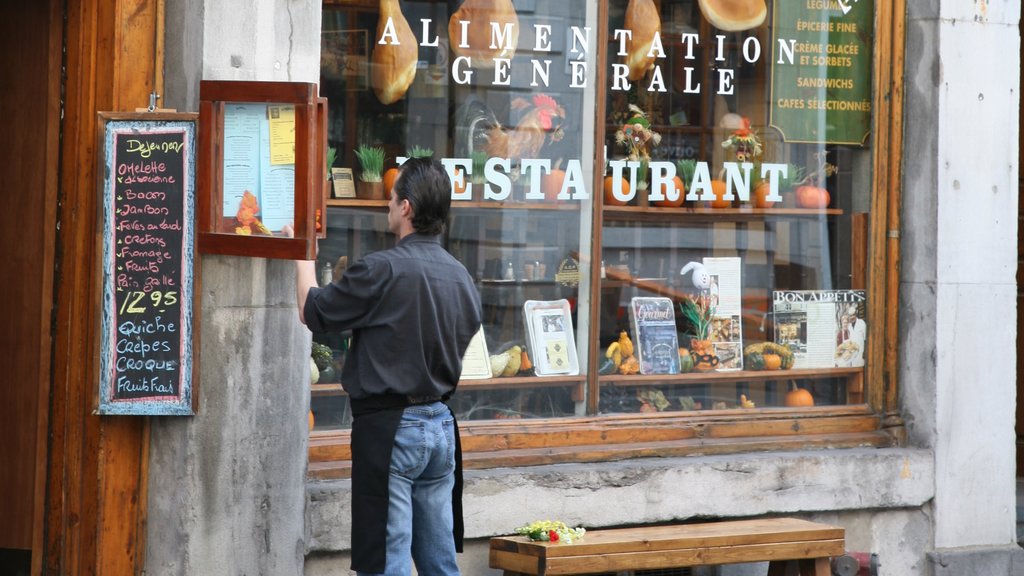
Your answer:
[490,518,844,576]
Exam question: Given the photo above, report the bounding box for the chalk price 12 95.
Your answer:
[119,290,178,315]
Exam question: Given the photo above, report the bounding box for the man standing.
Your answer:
[285,157,482,575]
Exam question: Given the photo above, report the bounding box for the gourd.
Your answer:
[617,331,634,359]
[743,342,795,370]
[784,384,815,407]
[678,348,694,373]
[371,0,417,105]
[652,176,685,208]
[709,179,731,208]
[603,175,630,206]
[623,0,660,81]
[796,185,830,209]
[618,355,640,375]
[383,167,400,199]
[449,0,519,66]
[542,169,566,202]
[519,349,533,374]
[752,180,775,208]
[502,345,522,376]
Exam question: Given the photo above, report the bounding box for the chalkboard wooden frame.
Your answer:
[96,112,200,416]
[197,81,323,260]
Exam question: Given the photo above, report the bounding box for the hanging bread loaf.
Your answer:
[448,0,519,67]
[371,0,417,105]
[697,0,767,32]
[623,0,660,82]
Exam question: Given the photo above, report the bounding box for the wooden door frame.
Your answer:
[45,0,164,574]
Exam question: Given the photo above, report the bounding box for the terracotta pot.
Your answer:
[356,179,384,200]
[689,338,719,372]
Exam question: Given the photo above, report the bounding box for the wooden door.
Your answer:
[0,0,61,567]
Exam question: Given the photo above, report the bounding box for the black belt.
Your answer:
[350,392,449,416]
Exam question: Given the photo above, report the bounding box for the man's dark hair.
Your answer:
[394,157,451,236]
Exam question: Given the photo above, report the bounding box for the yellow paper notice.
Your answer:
[267,105,295,165]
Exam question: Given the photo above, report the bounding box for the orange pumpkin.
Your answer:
[603,175,630,206]
[308,410,315,431]
[383,167,400,200]
[784,386,815,407]
[653,176,685,207]
[752,181,775,209]
[762,353,782,370]
[795,185,830,208]
[542,169,566,202]
[709,179,731,208]
[452,168,468,196]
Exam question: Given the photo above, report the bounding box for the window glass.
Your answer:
[312,0,876,434]
[598,0,874,414]
[315,0,598,429]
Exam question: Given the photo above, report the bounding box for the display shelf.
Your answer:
[600,367,862,386]
[311,375,586,398]
[327,198,583,211]
[602,205,844,222]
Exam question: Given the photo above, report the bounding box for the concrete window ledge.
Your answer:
[928,545,1024,576]
[306,447,934,552]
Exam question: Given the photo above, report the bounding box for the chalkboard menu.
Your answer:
[98,113,198,415]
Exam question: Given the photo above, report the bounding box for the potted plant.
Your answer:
[678,295,719,372]
[353,144,385,200]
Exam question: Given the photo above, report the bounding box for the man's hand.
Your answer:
[283,222,316,325]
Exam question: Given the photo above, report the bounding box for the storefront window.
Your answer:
[312,0,883,471]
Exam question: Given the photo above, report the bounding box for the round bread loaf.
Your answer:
[698,0,767,32]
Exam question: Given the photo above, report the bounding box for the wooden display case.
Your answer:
[197,80,326,259]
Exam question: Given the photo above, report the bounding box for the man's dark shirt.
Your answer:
[303,232,482,399]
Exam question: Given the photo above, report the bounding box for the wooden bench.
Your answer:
[489,517,844,575]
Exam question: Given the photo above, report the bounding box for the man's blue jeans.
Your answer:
[358,402,459,576]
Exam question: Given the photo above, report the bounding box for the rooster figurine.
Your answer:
[460,94,565,164]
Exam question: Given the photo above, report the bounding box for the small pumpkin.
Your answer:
[709,179,731,208]
[603,175,630,206]
[383,167,400,200]
[784,385,815,407]
[795,185,830,208]
[762,353,782,370]
[452,168,468,196]
[752,180,775,208]
[308,410,315,432]
[678,348,694,373]
[542,169,566,202]
[652,176,685,207]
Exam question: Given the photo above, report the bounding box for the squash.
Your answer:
[762,353,782,370]
[623,0,661,81]
[678,348,694,373]
[519,348,533,374]
[709,179,731,208]
[383,167,400,200]
[784,384,815,407]
[617,331,634,359]
[795,185,830,208]
[371,0,417,105]
[618,355,640,375]
[449,0,519,66]
[652,176,685,207]
[542,168,565,202]
[308,410,315,432]
[752,180,775,208]
[603,175,630,206]
[743,342,795,370]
